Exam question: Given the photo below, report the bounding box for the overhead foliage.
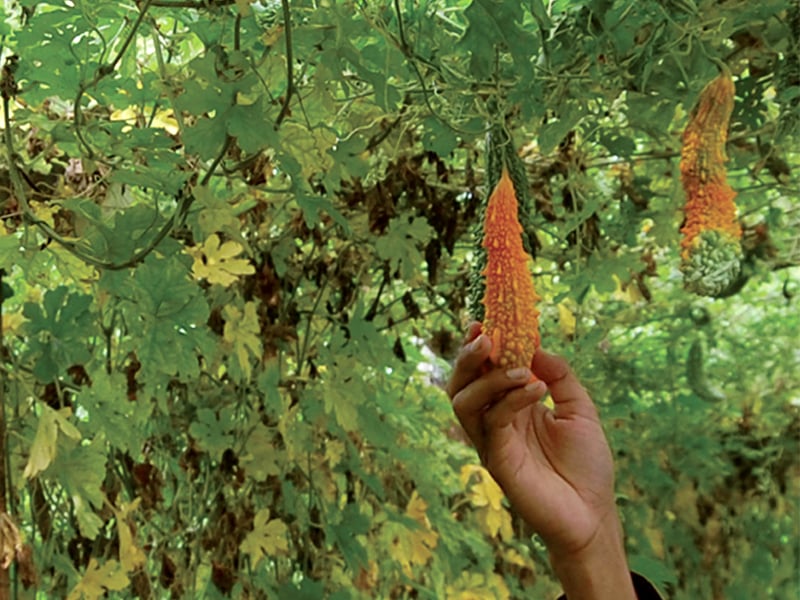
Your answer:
[0,0,798,598]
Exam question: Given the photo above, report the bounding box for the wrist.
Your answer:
[548,514,636,600]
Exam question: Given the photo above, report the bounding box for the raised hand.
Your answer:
[448,323,637,600]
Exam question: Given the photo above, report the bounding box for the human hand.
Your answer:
[448,323,635,599]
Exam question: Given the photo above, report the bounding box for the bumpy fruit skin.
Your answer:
[679,73,743,297]
[481,168,540,370]
[469,124,536,321]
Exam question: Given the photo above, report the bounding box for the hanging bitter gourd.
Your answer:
[480,168,541,369]
[469,123,540,370]
[686,338,725,403]
[468,124,537,320]
[679,72,743,297]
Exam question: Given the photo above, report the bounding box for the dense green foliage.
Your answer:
[0,0,798,598]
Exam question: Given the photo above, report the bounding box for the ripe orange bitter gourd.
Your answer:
[481,167,540,370]
[468,124,536,321]
[679,72,742,296]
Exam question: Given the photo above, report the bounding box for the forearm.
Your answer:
[549,515,637,600]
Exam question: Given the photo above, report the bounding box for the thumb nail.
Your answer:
[506,367,532,380]
[524,380,546,395]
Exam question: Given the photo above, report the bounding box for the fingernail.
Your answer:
[506,367,531,380]
[525,380,546,395]
[467,334,487,353]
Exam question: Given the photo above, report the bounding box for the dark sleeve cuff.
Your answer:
[555,571,663,599]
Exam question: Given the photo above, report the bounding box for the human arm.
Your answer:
[447,323,637,600]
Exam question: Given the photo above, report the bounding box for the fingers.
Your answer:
[451,366,534,448]
[483,379,547,431]
[448,324,599,452]
[463,321,482,345]
[446,322,489,400]
[532,350,599,421]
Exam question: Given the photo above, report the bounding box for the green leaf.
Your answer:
[597,131,636,157]
[321,373,364,433]
[276,579,326,600]
[183,115,228,160]
[256,359,283,415]
[629,554,677,589]
[0,233,20,270]
[374,216,434,281]
[177,70,231,116]
[227,102,277,154]
[327,504,370,572]
[192,186,243,240]
[76,372,152,454]
[53,437,107,509]
[189,407,235,461]
[22,287,95,381]
[527,0,552,29]
[626,94,677,136]
[422,117,459,156]
[125,256,212,381]
[99,204,177,265]
[538,102,585,154]
[74,496,105,541]
[327,301,394,368]
[107,161,187,196]
[328,135,371,180]
[458,0,537,79]
[296,191,350,232]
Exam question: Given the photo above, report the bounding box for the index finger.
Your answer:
[445,322,488,399]
[532,349,599,421]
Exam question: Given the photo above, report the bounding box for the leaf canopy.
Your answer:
[0,0,797,598]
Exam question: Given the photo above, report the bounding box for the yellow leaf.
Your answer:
[446,572,511,600]
[30,201,58,228]
[557,300,577,338]
[111,499,146,572]
[23,410,58,479]
[240,423,281,481]
[67,559,129,600]
[280,122,336,179]
[387,492,438,576]
[187,233,255,287]
[406,491,431,523]
[240,508,290,567]
[461,464,513,540]
[477,503,513,540]
[53,408,82,441]
[325,439,346,468]
[459,463,483,486]
[503,547,534,569]
[235,0,252,16]
[644,526,665,559]
[222,302,262,381]
[150,109,179,135]
[2,312,24,336]
[109,107,139,124]
[23,406,80,479]
[460,464,504,510]
[612,275,644,303]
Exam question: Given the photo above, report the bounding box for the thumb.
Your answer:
[532,350,599,421]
